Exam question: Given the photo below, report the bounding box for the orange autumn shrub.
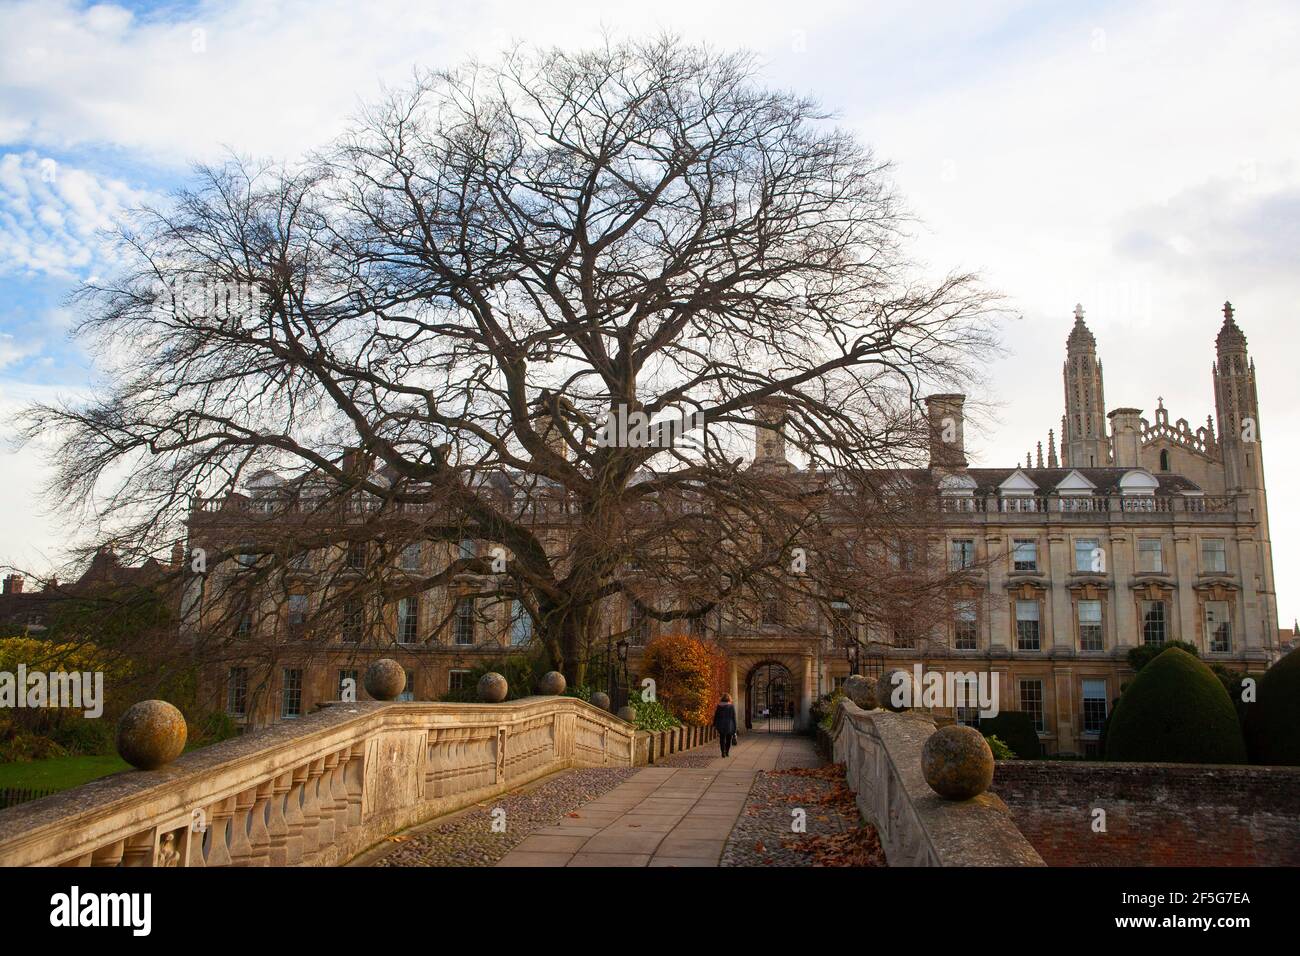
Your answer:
[641,633,730,726]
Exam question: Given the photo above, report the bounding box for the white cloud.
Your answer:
[0,150,151,279]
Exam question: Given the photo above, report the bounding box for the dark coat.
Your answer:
[712,702,737,735]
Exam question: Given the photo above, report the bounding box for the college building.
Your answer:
[188,303,1278,755]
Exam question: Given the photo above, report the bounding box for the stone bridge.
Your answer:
[0,695,1049,867]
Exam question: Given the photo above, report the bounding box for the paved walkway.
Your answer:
[497,733,818,867]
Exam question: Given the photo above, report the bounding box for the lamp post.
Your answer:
[616,638,630,710]
[605,629,614,704]
[846,640,860,677]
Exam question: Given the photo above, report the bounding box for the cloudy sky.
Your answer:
[1,0,1297,624]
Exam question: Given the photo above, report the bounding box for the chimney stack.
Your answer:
[925,394,967,469]
[1108,408,1143,467]
[2,574,23,595]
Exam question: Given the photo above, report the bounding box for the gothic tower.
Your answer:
[1062,304,1110,467]
[1213,302,1263,494]
[1212,301,1274,657]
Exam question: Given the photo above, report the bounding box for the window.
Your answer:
[342,598,363,643]
[829,600,852,647]
[1019,679,1045,732]
[954,677,981,727]
[629,604,651,645]
[1137,538,1163,573]
[1015,599,1041,650]
[510,600,533,646]
[237,542,258,567]
[397,596,419,643]
[287,594,308,628]
[281,668,303,718]
[453,597,475,645]
[227,667,248,716]
[400,542,422,571]
[338,669,358,701]
[1081,679,1108,735]
[346,540,367,570]
[1160,449,1170,472]
[1205,601,1232,652]
[1074,538,1100,572]
[950,539,976,570]
[458,538,475,560]
[1201,538,1227,573]
[893,624,915,649]
[954,600,978,650]
[1077,600,1103,651]
[1012,539,1038,572]
[448,669,471,692]
[235,602,253,638]
[891,540,919,570]
[831,675,848,693]
[1141,600,1167,645]
[399,670,415,702]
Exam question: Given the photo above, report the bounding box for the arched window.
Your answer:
[1160,449,1170,472]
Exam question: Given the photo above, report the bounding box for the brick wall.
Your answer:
[992,761,1300,866]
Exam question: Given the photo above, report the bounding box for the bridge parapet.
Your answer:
[830,700,1045,866]
[0,696,635,867]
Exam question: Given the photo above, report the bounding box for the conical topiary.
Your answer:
[1105,647,1246,764]
[1244,649,1300,765]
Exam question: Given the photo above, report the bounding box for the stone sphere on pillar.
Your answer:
[364,659,407,701]
[537,671,566,696]
[617,705,636,723]
[843,674,878,709]
[877,668,915,711]
[477,672,509,703]
[589,691,611,711]
[921,725,995,800]
[116,700,188,770]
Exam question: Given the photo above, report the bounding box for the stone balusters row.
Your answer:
[190,743,363,867]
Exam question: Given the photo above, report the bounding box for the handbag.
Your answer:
[731,732,739,746]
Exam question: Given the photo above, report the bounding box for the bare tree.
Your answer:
[28,36,1001,688]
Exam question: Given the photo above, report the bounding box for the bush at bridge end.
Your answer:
[640,634,729,726]
[978,711,1041,760]
[1244,648,1300,766]
[1105,647,1247,764]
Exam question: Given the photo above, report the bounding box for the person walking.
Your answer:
[713,693,738,757]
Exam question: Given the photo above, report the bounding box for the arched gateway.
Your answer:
[745,661,796,733]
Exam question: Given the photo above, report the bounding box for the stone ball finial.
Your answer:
[537,671,566,696]
[616,705,636,723]
[477,671,508,703]
[877,668,915,711]
[364,659,406,701]
[116,700,187,770]
[843,674,878,709]
[921,725,995,800]
[589,691,611,711]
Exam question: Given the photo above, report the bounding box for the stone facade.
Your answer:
[189,304,1278,756]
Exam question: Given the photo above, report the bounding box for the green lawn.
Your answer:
[0,754,132,793]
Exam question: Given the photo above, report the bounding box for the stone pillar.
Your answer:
[1173,533,1198,648]
[1047,533,1069,651]
[800,656,814,730]
[1107,408,1143,467]
[1110,532,1135,649]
